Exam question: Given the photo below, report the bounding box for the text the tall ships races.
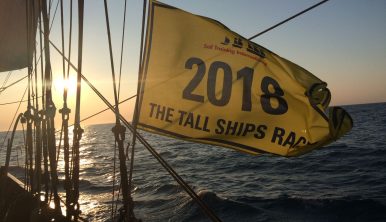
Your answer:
[146,102,309,149]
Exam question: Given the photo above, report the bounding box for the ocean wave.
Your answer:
[137,191,386,222]
[233,195,386,222]
[174,191,268,222]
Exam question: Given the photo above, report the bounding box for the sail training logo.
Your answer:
[221,36,266,58]
[203,36,266,63]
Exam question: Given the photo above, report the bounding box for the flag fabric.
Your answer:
[0,0,39,72]
[137,1,352,157]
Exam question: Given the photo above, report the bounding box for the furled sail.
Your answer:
[0,0,40,72]
[137,0,352,157]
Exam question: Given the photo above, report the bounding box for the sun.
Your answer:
[54,75,78,95]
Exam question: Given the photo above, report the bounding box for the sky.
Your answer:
[0,0,385,132]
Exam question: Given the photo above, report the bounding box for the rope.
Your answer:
[0,76,29,94]
[83,74,221,221]
[127,0,148,213]
[66,0,74,101]
[1,113,24,176]
[0,73,23,93]
[61,1,73,219]
[0,72,12,94]
[110,141,117,220]
[123,111,222,222]
[49,26,221,222]
[25,111,34,193]
[38,0,49,197]
[79,96,135,124]
[21,122,28,191]
[37,0,50,203]
[49,0,59,31]
[42,0,62,214]
[0,87,28,151]
[248,0,330,40]
[53,95,136,133]
[68,0,85,220]
[111,142,120,221]
[38,2,45,111]
[59,0,67,101]
[56,0,66,192]
[103,0,120,119]
[33,0,39,112]
[29,0,43,195]
[74,0,84,125]
[104,1,123,216]
[56,123,63,163]
[103,1,137,220]
[25,0,32,111]
[25,0,34,192]
[117,0,128,100]
[42,117,50,203]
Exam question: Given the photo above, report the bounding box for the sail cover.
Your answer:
[0,0,40,72]
[137,1,353,157]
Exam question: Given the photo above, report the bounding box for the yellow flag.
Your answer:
[137,1,352,157]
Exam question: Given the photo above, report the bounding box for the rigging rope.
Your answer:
[33,13,39,112]
[80,96,135,123]
[32,3,44,196]
[127,0,148,219]
[5,0,332,220]
[0,72,12,94]
[30,0,43,195]
[59,0,67,98]
[103,0,137,220]
[37,0,49,204]
[67,1,85,220]
[21,122,28,191]
[53,95,136,133]
[110,140,118,220]
[103,0,120,115]
[58,0,73,219]
[0,74,25,93]
[117,0,128,101]
[0,87,28,150]
[112,1,128,217]
[0,82,31,104]
[42,0,62,214]
[39,13,45,111]
[86,75,221,222]
[24,0,36,193]
[49,39,221,221]
[2,113,24,177]
[248,0,330,40]
[49,0,59,31]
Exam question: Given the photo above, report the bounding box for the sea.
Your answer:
[1,102,386,222]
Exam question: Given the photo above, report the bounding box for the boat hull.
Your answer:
[0,167,68,222]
